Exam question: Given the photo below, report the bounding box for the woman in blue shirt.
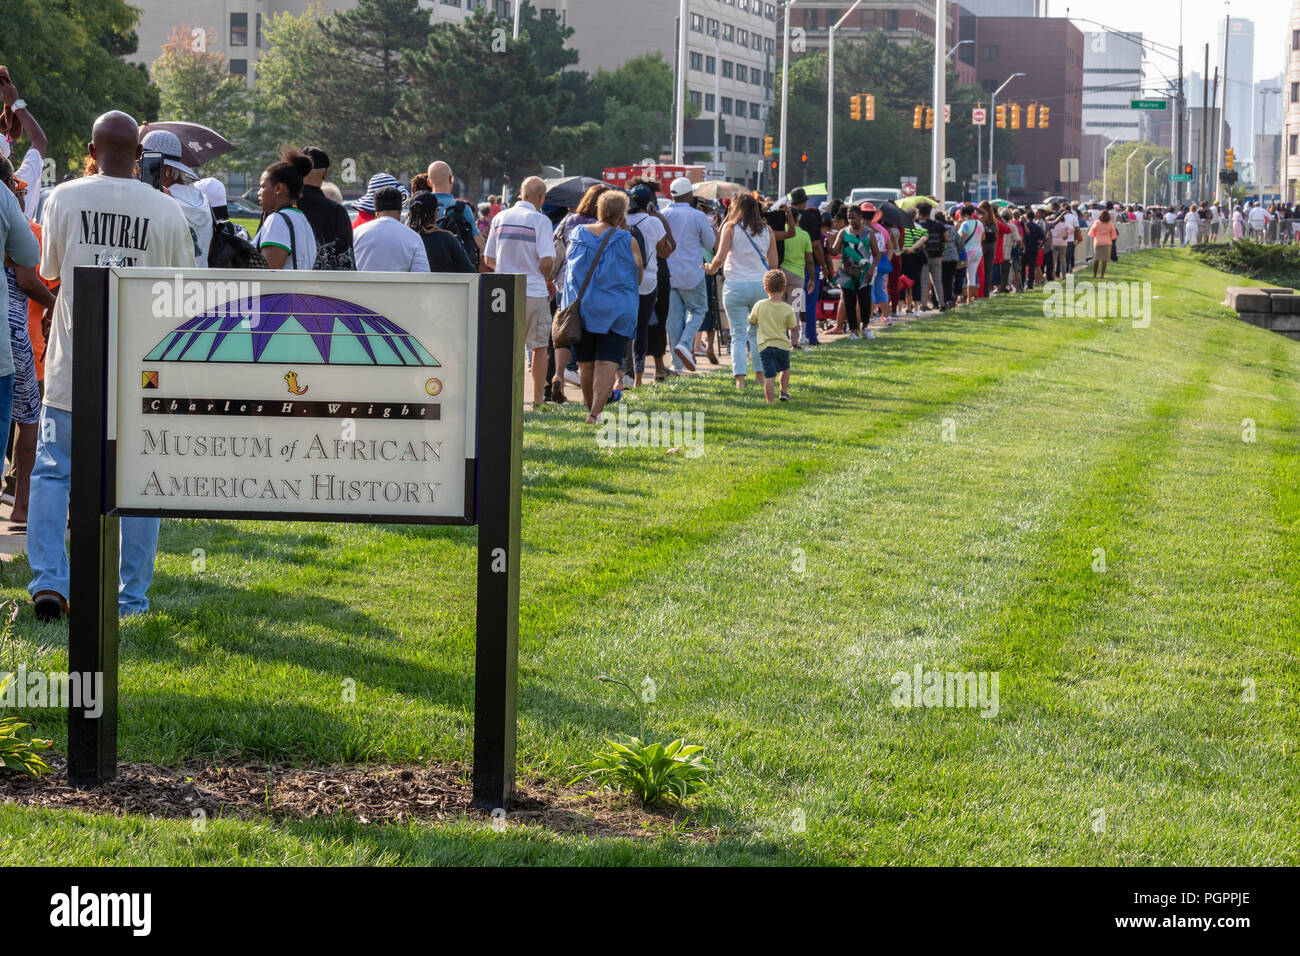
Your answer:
[562,190,643,423]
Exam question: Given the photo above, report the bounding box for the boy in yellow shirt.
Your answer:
[749,270,798,404]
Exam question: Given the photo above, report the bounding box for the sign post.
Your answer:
[68,266,525,810]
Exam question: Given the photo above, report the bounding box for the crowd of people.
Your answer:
[5,72,1300,619]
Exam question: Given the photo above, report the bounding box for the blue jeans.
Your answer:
[804,273,821,345]
[666,278,709,369]
[0,373,13,473]
[721,279,766,377]
[26,404,161,616]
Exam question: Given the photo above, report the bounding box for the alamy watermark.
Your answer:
[1042,274,1151,328]
[1,667,104,718]
[890,665,999,718]
[595,403,706,458]
[151,275,261,319]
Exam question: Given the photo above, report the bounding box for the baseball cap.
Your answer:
[669,176,694,198]
[140,129,198,182]
[193,177,227,210]
[629,184,655,210]
[374,186,404,212]
[302,146,330,170]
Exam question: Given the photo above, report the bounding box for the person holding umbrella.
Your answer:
[140,129,213,268]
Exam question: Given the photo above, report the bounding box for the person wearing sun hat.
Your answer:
[140,128,213,267]
[351,172,406,230]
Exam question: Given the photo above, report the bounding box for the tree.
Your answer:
[394,8,596,193]
[1085,141,1169,204]
[150,25,251,176]
[318,0,432,171]
[0,0,157,176]
[560,54,675,176]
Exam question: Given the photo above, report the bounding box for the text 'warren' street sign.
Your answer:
[1130,99,1168,110]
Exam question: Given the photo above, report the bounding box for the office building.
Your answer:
[1081,30,1144,143]
[1286,0,1300,200]
[1215,17,1254,163]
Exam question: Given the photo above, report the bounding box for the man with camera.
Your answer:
[26,111,194,622]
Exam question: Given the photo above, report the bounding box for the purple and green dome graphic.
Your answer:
[144,293,440,366]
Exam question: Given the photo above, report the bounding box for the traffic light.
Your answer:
[763,135,773,158]
[1225,147,1235,170]
[1010,103,1021,129]
[863,94,875,121]
[850,95,862,121]
[913,106,924,129]
[800,151,808,168]
[995,104,1007,128]
[925,107,935,130]
[1184,163,1193,176]
[1026,103,1037,128]
[1037,105,1050,128]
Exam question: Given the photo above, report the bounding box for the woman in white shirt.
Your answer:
[254,148,319,270]
[705,193,777,388]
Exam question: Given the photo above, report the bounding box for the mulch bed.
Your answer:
[0,758,710,841]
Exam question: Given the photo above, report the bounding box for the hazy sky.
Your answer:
[1045,0,1290,83]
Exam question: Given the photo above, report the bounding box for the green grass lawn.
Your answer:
[2,248,1298,865]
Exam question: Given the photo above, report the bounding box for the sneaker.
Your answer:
[0,493,12,506]
[865,329,877,339]
[848,332,861,340]
[673,343,697,372]
[32,591,69,622]
[622,374,635,388]
[563,369,581,387]
[779,391,790,402]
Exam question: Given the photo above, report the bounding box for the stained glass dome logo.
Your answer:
[144,293,440,367]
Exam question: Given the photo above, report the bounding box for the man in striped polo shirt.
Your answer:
[484,176,556,408]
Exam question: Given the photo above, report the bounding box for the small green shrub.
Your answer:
[570,675,714,805]
[576,736,714,805]
[0,675,53,778]
[1191,240,1300,287]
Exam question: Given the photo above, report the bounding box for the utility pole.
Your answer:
[674,0,687,165]
[1210,70,1220,203]
[1200,44,1209,204]
[1215,5,1229,204]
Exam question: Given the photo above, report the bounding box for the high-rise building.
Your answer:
[1254,74,1285,138]
[128,1,487,89]
[973,16,1082,199]
[561,1,778,186]
[1215,17,1255,163]
[1286,1,1300,200]
[953,0,1035,15]
[1081,30,1144,143]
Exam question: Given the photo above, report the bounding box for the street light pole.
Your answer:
[931,0,947,203]
[674,0,687,165]
[1125,145,1137,203]
[779,0,800,197]
[1102,139,1119,202]
[1154,160,1168,204]
[1143,155,1160,206]
[988,72,1025,200]
[826,0,863,203]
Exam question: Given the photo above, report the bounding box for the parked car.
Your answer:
[845,186,902,206]
[225,197,262,218]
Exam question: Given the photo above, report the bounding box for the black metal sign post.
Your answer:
[67,266,525,810]
[68,267,120,787]
[471,273,524,811]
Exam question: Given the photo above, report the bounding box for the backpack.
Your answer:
[923,220,946,257]
[439,199,480,270]
[208,213,267,269]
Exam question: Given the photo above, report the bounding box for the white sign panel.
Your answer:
[1059,158,1080,183]
[972,107,987,126]
[107,269,480,522]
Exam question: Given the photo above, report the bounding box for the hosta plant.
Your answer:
[576,736,714,805]
[0,674,53,778]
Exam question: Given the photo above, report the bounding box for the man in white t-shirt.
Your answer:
[625,185,674,386]
[1247,203,1268,239]
[0,73,46,219]
[353,186,429,272]
[484,176,555,407]
[27,111,195,622]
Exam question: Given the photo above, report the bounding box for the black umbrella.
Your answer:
[139,121,235,168]
[543,175,604,210]
[875,201,914,229]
